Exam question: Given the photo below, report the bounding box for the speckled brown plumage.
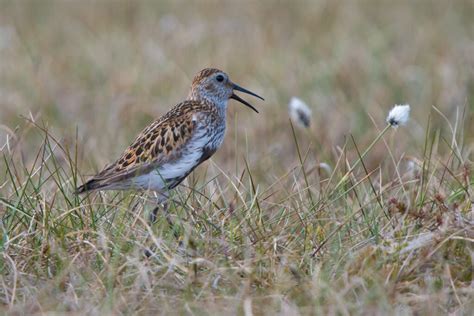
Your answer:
[77,101,217,192]
[76,68,263,196]
[109,101,213,172]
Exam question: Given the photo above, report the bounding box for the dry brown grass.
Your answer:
[1,1,474,315]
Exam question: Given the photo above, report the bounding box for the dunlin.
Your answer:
[76,68,264,223]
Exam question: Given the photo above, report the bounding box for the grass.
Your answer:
[1,1,474,314]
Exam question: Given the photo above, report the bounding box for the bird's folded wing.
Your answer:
[81,102,205,190]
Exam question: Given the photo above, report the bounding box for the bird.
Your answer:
[76,68,264,223]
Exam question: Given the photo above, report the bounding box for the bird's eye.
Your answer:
[216,74,224,82]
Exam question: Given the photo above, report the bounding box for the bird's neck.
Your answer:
[187,91,228,118]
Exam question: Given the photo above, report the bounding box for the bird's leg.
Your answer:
[145,201,181,257]
[145,193,191,259]
[145,194,171,258]
[149,194,180,240]
[149,206,159,224]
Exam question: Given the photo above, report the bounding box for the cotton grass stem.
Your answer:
[334,124,392,191]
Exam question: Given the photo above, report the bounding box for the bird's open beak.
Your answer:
[231,83,264,113]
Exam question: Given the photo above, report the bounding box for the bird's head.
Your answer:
[188,68,264,113]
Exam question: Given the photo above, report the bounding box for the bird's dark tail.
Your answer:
[75,179,103,194]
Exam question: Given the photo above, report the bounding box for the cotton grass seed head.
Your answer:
[289,97,312,128]
[386,104,410,128]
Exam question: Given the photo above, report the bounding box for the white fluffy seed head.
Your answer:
[288,97,312,128]
[318,162,332,175]
[386,104,410,128]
